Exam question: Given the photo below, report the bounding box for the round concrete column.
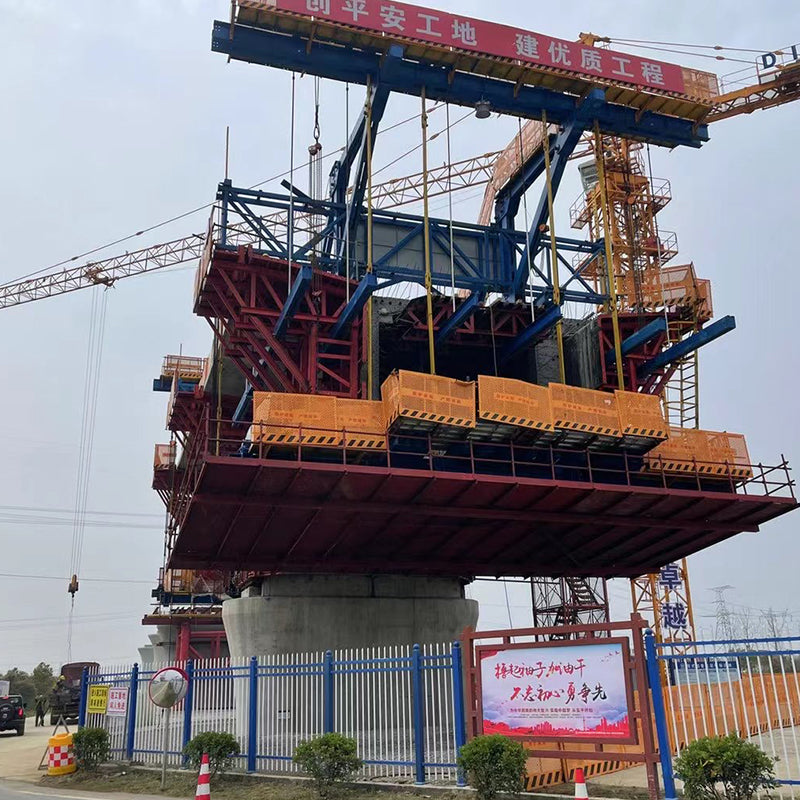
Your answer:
[223,574,479,657]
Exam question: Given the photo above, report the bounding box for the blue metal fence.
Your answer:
[82,642,464,784]
[649,633,800,798]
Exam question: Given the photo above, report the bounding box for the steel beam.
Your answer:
[435,292,485,346]
[212,23,709,149]
[500,304,562,363]
[640,315,736,375]
[606,317,667,363]
[273,265,312,339]
[329,272,378,339]
[233,384,253,425]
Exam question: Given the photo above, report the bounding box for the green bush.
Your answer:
[73,727,110,771]
[457,734,527,800]
[674,734,779,800]
[183,731,240,777]
[293,733,363,797]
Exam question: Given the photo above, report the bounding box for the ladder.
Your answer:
[664,320,699,429]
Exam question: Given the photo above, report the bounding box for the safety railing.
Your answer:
[202,417,794,499]
[81,643,465,784]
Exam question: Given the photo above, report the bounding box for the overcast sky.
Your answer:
[0,0,798,671]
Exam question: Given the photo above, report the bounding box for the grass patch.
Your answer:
[40,768,440,800]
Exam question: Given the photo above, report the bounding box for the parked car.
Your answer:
[0,694,25,736]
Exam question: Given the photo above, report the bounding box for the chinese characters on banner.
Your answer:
[479,642,631,739]
[658,563,689,632]
[277,0,686,94]
[106,687,129,717]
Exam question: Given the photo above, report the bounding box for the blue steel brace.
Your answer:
[435,292,485,347]
[323,651,335,734]
[248,657,258,772]
[607,317,668,363]
[640,315,736,375]
[513,90,606,299]
[411,644,426,785]
[182,660,195,765]
[274,265,313,339]
[126,663,139,760]
[644,630,677,800]
[78,667,89,728]
[451,642,467,787]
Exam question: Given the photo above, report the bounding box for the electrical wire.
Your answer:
[0,573,153,585]
[0,103,445,289]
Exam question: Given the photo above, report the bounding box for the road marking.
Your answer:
[16,791,107,800]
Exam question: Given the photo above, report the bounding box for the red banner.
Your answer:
[271,0,686,94]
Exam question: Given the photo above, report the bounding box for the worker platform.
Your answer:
[167,422,796,578]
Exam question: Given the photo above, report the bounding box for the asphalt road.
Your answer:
[0,782,168,800]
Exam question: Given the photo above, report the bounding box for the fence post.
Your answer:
[248,657,258,773]
[78,667,89,728]
[126,663,139,761]
[323,651,334,734]
[451,641,467,787]
[644,629,677,800]
[412,644,426,785]
[182,660,195,766]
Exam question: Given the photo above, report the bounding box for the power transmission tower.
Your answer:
[711,585,736,640]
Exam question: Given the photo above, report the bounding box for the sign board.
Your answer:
[478,639,634,742]
[268,0,687,94]
[0,680,9,696]
[106,687,129,717]
[148,667,189,709]
[87,685,109,715]
[670,658,741,686]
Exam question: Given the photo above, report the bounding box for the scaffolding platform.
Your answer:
[166,427,796,578]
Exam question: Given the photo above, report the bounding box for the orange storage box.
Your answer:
[477,376,554,433]
[252,392,340,446]
[335,398,387,450]
[548,384,621,439]
[382,370,476,431]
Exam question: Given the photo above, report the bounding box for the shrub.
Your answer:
[457,734,527,800]
[293,733,363,797]
[183,731,240,777]
[73,727,110,771]
[674,734,779,800]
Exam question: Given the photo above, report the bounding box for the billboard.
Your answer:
[269,0,687,94]
[478,639,634,742]
[670,658,741,685]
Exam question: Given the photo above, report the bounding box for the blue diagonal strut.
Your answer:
[640,316,736,375]
[435,291,485,346]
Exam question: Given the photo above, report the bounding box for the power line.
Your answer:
[0,504,161,518]
[0,572,153,585]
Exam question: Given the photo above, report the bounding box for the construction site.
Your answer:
[2,1,800,796]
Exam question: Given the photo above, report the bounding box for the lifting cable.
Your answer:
[516,118,535,322]
[345,83,351,302]
[445,103,456,311]
[365,77,375,398]
[540,111,566,385]
[288,72,297,290]
[420,87,436,376]
[67,286,109,661]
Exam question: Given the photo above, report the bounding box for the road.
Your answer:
[0,725,166,800]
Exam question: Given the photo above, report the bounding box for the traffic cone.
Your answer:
[195,752,210,799]
[574,767,588,800]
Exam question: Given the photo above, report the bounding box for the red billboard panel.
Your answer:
[269,0,686,95]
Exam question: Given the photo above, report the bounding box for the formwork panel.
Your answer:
[615,390,668,445]
[549,384,621,442]
[335,399,387,450]
[382,370,476,434]
[252,392,340,446]
[478,376,554,430]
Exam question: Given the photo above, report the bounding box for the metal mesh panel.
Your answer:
[549,384,621,438]
[477,375,554,431]
[381,371,476,430]
[645,427,751,477]
[252,392,340,446]
[680,67,720,101]
[335,399,387,449]
[615,390,668,439]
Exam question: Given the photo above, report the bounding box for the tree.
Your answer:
[1,668,35,709]
[32,663,55,698]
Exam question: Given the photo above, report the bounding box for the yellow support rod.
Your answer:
[365,78,375,398]
[421,87,436,375]
[541,111,565,384]
[593,122,625,391]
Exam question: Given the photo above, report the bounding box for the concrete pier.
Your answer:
[223,574,478,656]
